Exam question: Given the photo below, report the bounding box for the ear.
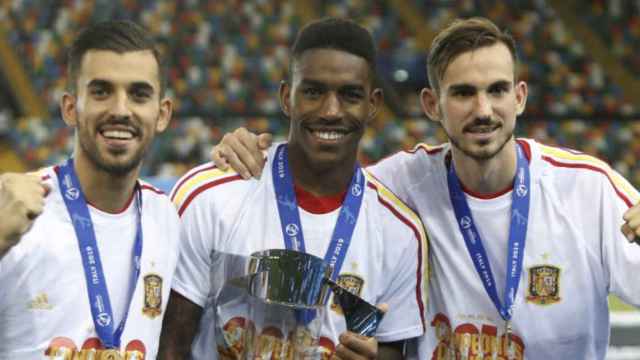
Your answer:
[515,80,528,116]
[60,92,78,127]
[420,87,441,123]
[367,87,383,123]
[155,97,173,133]
[279,80,291,118]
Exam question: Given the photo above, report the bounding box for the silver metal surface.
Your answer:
[247,249,334,308]
[211,248,386,358]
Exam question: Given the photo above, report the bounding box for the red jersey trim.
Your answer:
[177,175,244,216]
[461,182,512,199]
[454,139,533,200]
[141,184,164,195]
[170,164,217,201]
[407,143,446,155]
[52,165,138,214]
[366,181,427,332]
[541,155,633,207]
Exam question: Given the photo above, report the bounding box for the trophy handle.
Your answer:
[325,278,385,337]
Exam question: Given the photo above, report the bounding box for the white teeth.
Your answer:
[314,131,344,140]
[102,130,133,139]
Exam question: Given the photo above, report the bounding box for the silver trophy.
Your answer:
[211,249,384,359]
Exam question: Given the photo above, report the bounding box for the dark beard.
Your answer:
[81,140,145,176]
[78,129,147,177]
[448,132,513,162]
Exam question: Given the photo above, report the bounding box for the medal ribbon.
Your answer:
[272,144,364,282]
[56,158,143,349]
[446,144,530,322]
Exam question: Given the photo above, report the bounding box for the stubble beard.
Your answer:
[447,128,514,162]
[77,121,149,177]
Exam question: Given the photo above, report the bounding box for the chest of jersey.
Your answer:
[416,174,610,359]
[0,192,177,359]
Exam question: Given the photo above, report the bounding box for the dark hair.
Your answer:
[290,17,377,78]
[67,20,166,96]
[427,17,518,93]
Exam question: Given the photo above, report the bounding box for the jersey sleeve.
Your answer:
[171,184,216,308]
[372,188,428,343]
[600,170,640,307]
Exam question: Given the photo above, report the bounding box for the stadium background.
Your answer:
[0,0,638,357]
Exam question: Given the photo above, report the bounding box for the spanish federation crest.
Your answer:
[526,265,561,305]
[331,273,364,314]
[143,274,163,318]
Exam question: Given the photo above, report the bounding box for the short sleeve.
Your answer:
[601,172,640,307]
[374,200,428,342]
[171,196,215,308]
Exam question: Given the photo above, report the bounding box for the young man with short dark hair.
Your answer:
[0,20,179,359]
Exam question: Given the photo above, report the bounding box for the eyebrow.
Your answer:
[129,82,155,93]
[299,79,366,91]
[87,79,112,89]
[86,79,155,92]
[448,80,512,93]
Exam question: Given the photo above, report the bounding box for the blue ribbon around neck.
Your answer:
[56,158,143,349]
[272,144,365,283]
[446,143,530,322]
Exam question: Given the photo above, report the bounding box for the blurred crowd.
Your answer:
[585,0,640,77]
[1,0,640,187]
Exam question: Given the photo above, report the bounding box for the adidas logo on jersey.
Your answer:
[28,293,53,310]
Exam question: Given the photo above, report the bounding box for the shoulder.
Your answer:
[362,171,428,244]
[365,143,448,206]
[169,162,248,217]
[138,180,179,217]
[526,138,639,207]
[369,142,446,171]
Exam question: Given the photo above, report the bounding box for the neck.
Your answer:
[74,155,139,213]
[287,145,356,197]
[450,139,518,195]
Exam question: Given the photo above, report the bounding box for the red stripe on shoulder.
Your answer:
[406,144,444,155]
[141,184,164,195]
[515,139,532,161]
[368,144,443,169]
[170,164,217,201]
[541,155,633,207]
[366,182,426,332]
[178,175,243,217]
[41,174,51,181]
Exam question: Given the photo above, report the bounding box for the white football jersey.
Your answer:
[0,165,181,359]
[170,144,428,359]
[368,138,640,359]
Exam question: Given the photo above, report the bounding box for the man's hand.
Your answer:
[0,172,49,258]
[333,332,379,360]
[622,201,640,245]
[332,304,402,360]
[210,127,272,179]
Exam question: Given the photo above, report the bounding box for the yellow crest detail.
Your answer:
[526,265,561,305]
[142,274,163,318]
[331,273,364,314]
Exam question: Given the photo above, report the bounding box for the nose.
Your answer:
[320,92,343,120]
[110,90,132,119]
[474,92,493,118]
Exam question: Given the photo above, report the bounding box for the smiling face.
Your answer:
[422,43,527,162]
[61,50,172,176]
[281,48,381,170]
